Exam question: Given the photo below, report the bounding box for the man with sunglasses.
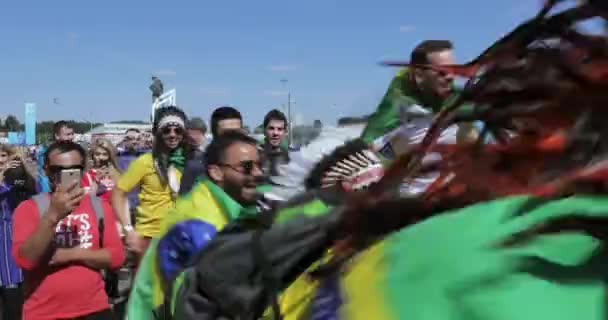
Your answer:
[126,130,267,319]
[12,141,125,320]
[131,139,386,319]
[361,40,478,158]
[360,40,478,196]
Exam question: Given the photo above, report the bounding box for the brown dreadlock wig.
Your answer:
[319,0,608,257]
[152,106,194,189]
[377,0,608,203]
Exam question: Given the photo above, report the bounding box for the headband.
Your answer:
[157,115,185,131]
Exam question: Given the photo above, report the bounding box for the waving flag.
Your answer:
[316,195,608,320]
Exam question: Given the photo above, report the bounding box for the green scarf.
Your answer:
[169,148,185,172]
[360,68,471,144]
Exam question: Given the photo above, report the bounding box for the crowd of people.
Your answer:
[1,1,607,318]
[0,104,291,319]
[0,36,480,320]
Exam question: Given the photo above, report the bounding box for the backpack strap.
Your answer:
[89,195,105,248]
[32,193,50,217]
[33,193,105,247]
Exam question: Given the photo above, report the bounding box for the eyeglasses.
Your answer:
[218,160,261,175]
[124,136,141,141]
[162,127,184,135]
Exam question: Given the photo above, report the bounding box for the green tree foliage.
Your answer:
[3,115,21,131]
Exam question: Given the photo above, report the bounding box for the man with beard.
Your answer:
[150,139,385,320]
[112,106,192,257]
[361,40,477,158]
[126,130,265,320]
[361,40,478,196]
[258,109,290,176]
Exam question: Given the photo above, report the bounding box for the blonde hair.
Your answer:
[0,144,15,156]
[91,138,121,173]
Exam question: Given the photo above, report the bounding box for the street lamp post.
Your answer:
[280,79,293,145]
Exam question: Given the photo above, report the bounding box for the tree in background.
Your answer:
[3,115,21,132]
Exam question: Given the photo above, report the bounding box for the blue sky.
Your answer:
[0,0,541,127]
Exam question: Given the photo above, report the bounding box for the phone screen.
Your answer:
[99,159,110,168]
[60,169,81,188]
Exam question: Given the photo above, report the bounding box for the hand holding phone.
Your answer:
[48,170,85,220]
[61,169,81,189]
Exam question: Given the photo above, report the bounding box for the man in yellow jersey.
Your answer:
[112,106,192,256]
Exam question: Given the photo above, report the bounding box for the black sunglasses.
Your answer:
[162,127,184,135]
[218,160,261,175]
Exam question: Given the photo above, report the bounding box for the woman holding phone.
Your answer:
[82,139,121,202]
[0,143,36,320]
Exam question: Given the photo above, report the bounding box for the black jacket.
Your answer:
[179,149,206,196]
[258,143,290,177]
[172,209,343,320]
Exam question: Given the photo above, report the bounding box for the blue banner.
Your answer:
[7,132,26,145]
[25,103,36,145]
[7,132,17,144]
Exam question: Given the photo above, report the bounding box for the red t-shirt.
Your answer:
[12,194,125,320]
[81,169,115,202]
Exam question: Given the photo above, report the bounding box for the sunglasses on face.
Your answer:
[218,160,261,175]
[125,136,141,141]
[162,127,184,135]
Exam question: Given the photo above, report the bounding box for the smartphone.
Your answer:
[60,169,81,188]
[99,159,110,167]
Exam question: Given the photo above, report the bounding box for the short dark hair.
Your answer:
[304,139,368,190]
[205,130,257,167]
[125,128,140,134]
[53,121,73,138]
[187,117,207,133]
[210,106,242,137]
[263,109,288,129]
[410,40,453,65]
[44,141,87,167]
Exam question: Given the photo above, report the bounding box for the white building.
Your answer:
[86,123,152,144]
